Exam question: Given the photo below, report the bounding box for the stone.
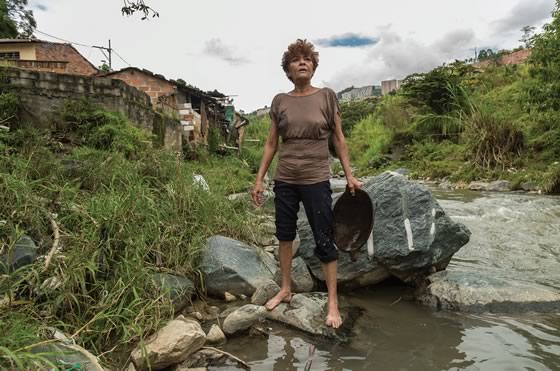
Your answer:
[205,324,226,345]
[201,236,277,297]
[520,181,538,192]
[273,257,314,293]
[468,181,489,191]
[266,293,361,342]
[251,280,280,306]
[393,167,410,175]
[298,172,471,286]
[438,180,454,190]
[224,292,237,302]
[218,306,241,319]
[262,220,276,235]
[0,235,37,274]
[487,180,512,192]
[152,273,195,313]
[222,304,267,336]
[131,316,206,370]
[173,348,238,369]
[418,270,560,313]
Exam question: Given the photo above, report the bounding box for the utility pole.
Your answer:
[93,39,112,70]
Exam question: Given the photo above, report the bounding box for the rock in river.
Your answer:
[201,236,277,297]
[298,172,471,286]
[418,270,560,313]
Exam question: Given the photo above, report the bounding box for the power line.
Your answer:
[34,29,133,69]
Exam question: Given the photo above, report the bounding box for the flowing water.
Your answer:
[219,188,560,370]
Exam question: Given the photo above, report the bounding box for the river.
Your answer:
[219,187,560,370]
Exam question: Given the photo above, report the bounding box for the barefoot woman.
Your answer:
[251,39,362,329]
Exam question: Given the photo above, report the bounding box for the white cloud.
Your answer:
[491,0,554,33]
[203,38,249,66]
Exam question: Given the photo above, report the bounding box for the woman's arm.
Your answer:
[251,120,279,206]
[332,111,362,194]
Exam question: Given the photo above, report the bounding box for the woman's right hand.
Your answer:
[251,180,265,206]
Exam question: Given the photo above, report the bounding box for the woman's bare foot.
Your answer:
[325,301,342,328]
[264,289,293,311]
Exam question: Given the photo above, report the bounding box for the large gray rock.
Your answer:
[152,273,195,313]
[418,270,560,313]
[131,316,205,370]
[298,172,471,286]
[266,293,360,342]
[201,236,277,297]
[273,256,315,293]
[0,235,37,273]
[487,180,512,192]
[222,304,267,336]
[251,280,280,306]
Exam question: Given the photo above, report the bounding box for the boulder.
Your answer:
[468,181,489,191]
[222,304,267,336]
[0,235,37,273]
[205,324,226,345]
[520,181,539,192]
[273,257,314,293]
[251,280,280,306]
[487,180,512,192]
[298,172,471,286]
[265,293,361,342]
[152,273,195,313]
[418,270,560,313]
[200,236,277,297]
[131,316,205,370]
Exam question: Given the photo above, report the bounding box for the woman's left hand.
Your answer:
[346,175,363,195]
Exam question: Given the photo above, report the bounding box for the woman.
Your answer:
[251,39,362,329]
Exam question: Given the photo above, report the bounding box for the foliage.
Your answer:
[0,92,21,126]
[0,0,35,38]
[347,114,393,168]
[121,0,158,19]
[401,61,475,115]
[339,98,378,136]
[98,63,111,73]
[527,0,560,110]
[520,25,536,48]
[0,103,260,368]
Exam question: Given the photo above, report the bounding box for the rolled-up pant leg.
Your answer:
[300,180,338,263]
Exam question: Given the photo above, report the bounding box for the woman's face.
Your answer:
[288,52,314,83]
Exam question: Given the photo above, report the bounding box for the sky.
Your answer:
[29,0,556,112]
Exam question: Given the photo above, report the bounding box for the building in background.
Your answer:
[338,85,381,101]
[0,39,98,75]
[381,79,403,95]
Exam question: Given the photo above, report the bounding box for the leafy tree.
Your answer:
[520,25,536,48]
[477,48,494,61]
[400,61,474,115]
[176,78,186,86]
[0,0,36,38]
[121,0,158,20]
[528,0,560,110]
[98,63,111,72]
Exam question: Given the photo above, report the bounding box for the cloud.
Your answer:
[315,33,379,48]
[324,29,476,92]
[30,1,47,11]
[491,0,554,33]
[203,38,249,66]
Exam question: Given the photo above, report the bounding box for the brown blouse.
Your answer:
[269,87,339,185]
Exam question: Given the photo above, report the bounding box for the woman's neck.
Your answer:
[291,81,316,96]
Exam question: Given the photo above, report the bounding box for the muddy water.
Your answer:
[219,188,560,370]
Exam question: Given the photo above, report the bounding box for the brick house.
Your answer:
[0,39,98,75]
[103,67,229,145]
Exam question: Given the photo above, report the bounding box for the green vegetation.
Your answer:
[340,1,560,192]
[0,97,260,368]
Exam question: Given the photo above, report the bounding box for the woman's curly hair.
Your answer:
[281,39,319,81]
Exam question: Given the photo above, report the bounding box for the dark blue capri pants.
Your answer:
[273,180,338,263]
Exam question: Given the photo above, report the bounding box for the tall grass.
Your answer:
[347,114,393,168]
[0,98,261,368]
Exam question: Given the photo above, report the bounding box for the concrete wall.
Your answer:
[0,67,182,151]
[0,43,36,59]
[381,80,402,95]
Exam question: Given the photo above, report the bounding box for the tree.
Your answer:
[98,63,111,73]
[0,0,36,38]
[520,25,536,48]
[121,0,158,20]
[528,0,560,110]
[477,48,494,61]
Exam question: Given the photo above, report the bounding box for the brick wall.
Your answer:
[1,67,181,151]
[35,43,98,76]
[107,69,176,106]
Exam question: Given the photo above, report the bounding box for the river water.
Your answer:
[219,188,560,370]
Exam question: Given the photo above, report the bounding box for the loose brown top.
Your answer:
[269,87,339,185]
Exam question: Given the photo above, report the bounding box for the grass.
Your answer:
[0,97,264,368]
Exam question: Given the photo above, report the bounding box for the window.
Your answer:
[0,51,21,60]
